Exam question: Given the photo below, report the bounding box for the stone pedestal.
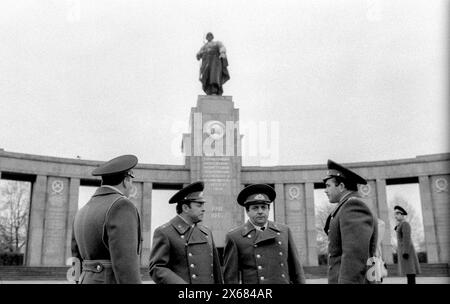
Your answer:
[182,95,242,247]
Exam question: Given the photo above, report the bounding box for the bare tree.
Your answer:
[315,201,335,255]
[0,180,31,253]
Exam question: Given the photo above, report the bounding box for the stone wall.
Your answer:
[0,150,449,266]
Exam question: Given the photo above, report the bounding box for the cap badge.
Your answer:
[255,194,265,200]
[327,170,341,176]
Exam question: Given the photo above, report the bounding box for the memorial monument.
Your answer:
[181,35,240,246]
[182,97,242,247]
[196,32,230,96]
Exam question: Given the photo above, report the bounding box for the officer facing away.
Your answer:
[71,154,142,284]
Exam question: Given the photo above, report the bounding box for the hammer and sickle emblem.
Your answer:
[288,186,300,200]
[204,120,225,140]
[254,194,265,200]
[435,178,448,192]
[360,184,371,196]
[52,180,64,194]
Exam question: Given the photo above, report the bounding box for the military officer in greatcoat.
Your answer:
[148,181,223,284]
[223,184,306,284]
[394,205,421,284]
[71,154,142,284]
[323,159,378,284]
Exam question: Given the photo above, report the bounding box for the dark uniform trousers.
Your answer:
[325,191,377,284]
[223,221,306,284]
[149,216,223,284]
[71,187,142,284]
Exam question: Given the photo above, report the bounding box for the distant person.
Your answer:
[149,181,223,284]
[71,154,142,284]
[196,32,230,95]
[323,160,378,284]
[394,205,421,284]
[223,184,306,284]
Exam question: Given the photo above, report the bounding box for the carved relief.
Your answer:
[435,178,448,192]
[360,184,371,197]
[288,186,300,200]
[51,180,64,194]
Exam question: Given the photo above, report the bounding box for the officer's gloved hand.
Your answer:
[402,253,409,259]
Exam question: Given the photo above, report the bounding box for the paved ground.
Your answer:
[1,277,449,284]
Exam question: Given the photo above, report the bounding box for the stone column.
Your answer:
[305,182,318,266]
[65,178,80,261]
[129,182,143,214]
[376,179,393,264]
[359,180,378,215]
[430,175,450,263]
[42,177,70,266]
[419,175,439,263]
[27,175,47,266]
[284,183,307,265]
[274,183,285,224]
[26,175,47,266]
[141,182,153,267]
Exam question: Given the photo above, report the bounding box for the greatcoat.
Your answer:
[196,40,230,95]
[324,191,377,284]
[148,216,223,284]
[71,187,142,284]
[395,221,421,275]
[223,220,306,284]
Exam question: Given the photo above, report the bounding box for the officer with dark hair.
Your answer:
[323,160,378,284]
[71,154,142,284]
[223,184,306,284]
[394,205,421,284]
[149,181,223,284]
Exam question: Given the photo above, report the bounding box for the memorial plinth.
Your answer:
[182,95,242,247]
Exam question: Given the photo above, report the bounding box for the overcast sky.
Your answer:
[0,0,448,167]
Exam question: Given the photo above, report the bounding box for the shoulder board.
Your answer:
[228,225,243,234]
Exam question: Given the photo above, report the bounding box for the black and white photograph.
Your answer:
[0,0,448,290]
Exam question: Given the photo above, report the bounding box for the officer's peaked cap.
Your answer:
[394,205,408,215]
[169,181,205,204]
[237,184,276,207]
[323,159,367,185]
[92,154,138,177]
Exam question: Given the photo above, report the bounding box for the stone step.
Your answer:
[0,264,448,281]
[0,266,151,281]
[304,263,450,278]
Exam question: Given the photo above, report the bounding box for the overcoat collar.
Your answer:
[170,215,192,235]
[241,220,255,236]
[330,190,359,218]
[169,216,209,244]
[324,190,360,235]
[394,220,405,231]
[92,186,124,198]
[241,220,280,239]
[188,224,209,244]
